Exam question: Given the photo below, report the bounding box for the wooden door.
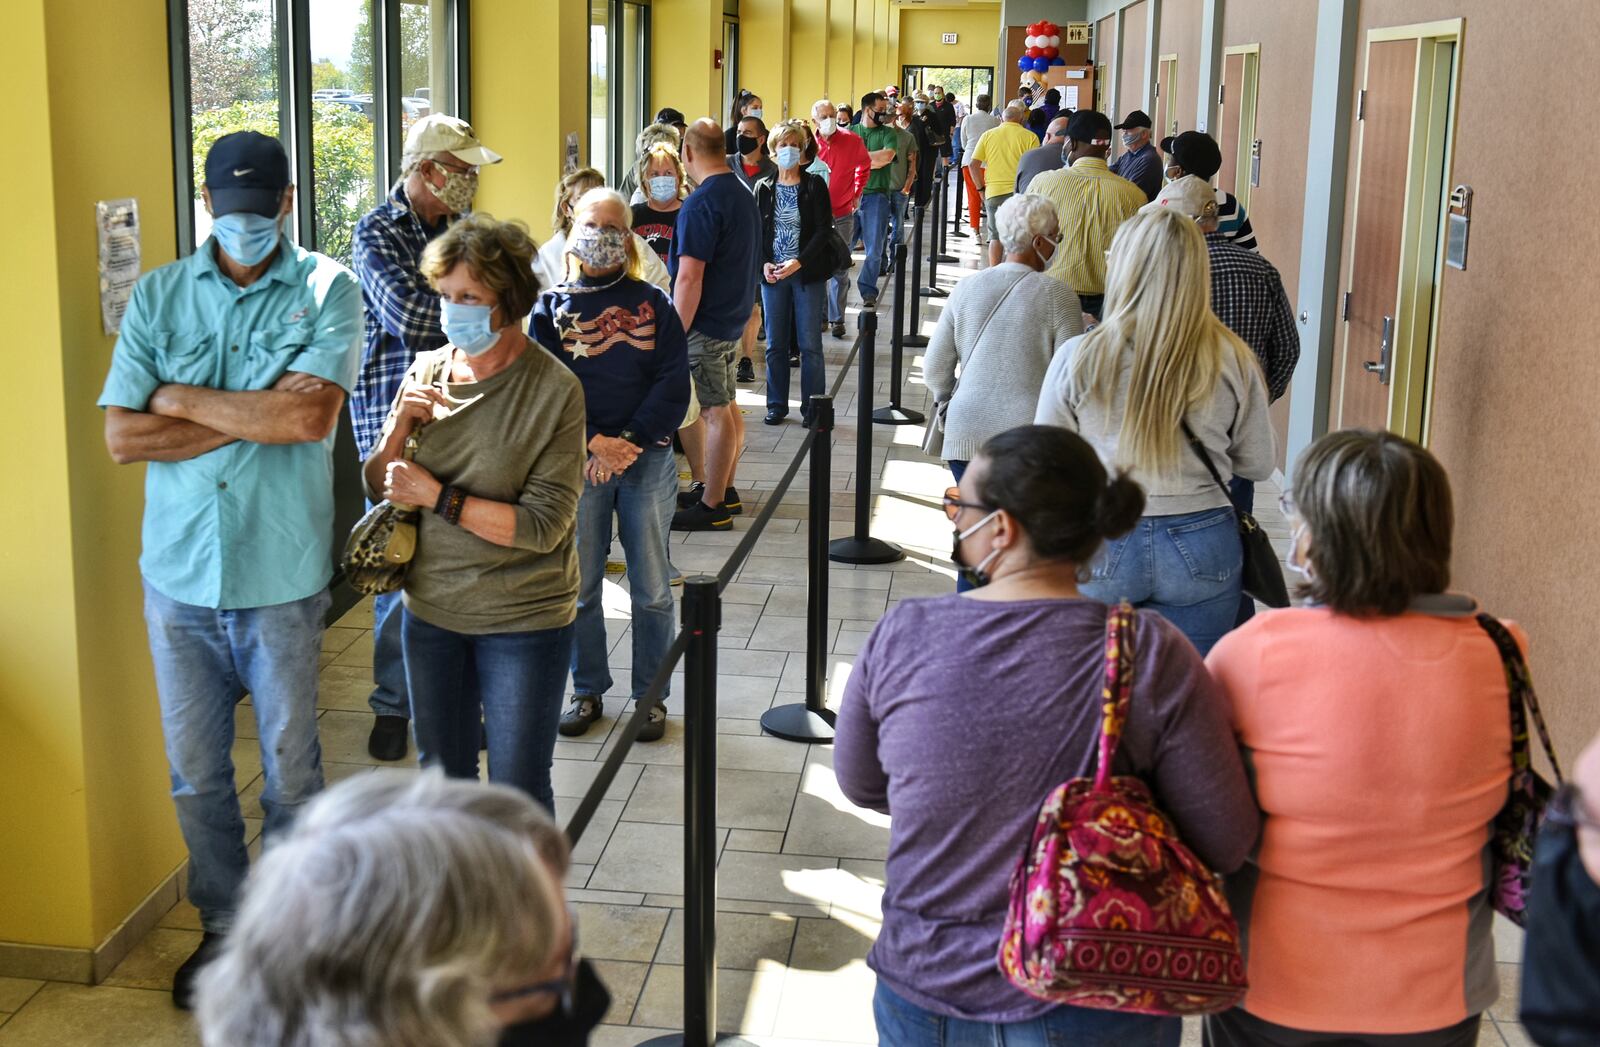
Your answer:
[1338,39,1417,431]
[1217,51,1245,194]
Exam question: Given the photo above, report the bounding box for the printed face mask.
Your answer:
[567,223,629,271]
[774,145,803,170]
[647,175,678,202]
[440,299,500,356]
[211,211,281,267]
[950,510,1003,589]
[1120,131,1141,148]
[426,162,478,213]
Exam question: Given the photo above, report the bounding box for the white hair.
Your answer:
[1003,102,1029,123]
[195,771,566,1047]
[812,98,835,118]
[995,193,1060,253]
[401,150,456,177]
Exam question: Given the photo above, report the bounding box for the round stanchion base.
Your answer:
[761,702,837,743]
[639,1036,760,1046]
[951,227,969,237]
[872,405,927,425]
[934,253,958,263]
[829,535,905,565]
[921,285,950,299]
[902,334,930,348]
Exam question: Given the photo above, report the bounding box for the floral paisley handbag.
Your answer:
[1477,612,1563,925]
[998,602,1248,1016]
[341,432,421,596]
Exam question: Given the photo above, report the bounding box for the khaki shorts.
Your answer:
[687,331,739,409]
[984,192,1013,240]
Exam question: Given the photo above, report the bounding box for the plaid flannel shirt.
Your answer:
[350,185,450,459]
[1207,232,1300,402]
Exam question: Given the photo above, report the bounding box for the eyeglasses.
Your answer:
[942,487,992,522]
[489,913,580,1007]
[430,157,480,176]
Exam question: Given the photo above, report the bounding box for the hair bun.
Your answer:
[1095,472,1146,540]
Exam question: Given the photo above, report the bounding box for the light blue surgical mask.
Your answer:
[748,107,764,121]
[211,211,281,267]
[774,145,802,170]
[440,299,500,355]
[648,175,678,202]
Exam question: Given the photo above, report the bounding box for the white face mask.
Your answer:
[818,117,837,136]
[1286,522,1315,582]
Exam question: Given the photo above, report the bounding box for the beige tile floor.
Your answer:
[0,214,1538,1046]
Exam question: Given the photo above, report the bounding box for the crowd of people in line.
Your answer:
[94,77,1600,1047]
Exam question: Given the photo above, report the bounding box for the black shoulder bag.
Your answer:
[1180,420,1290,609]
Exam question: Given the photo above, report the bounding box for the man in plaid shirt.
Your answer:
[350,114,502,761]
[1148,175,1299,625]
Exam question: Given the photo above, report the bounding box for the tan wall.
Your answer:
[1156,0,1201,136]
[1094,13,1117,113]
[1117,0,1149,144]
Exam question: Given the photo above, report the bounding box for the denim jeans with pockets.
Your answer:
[872,981,1175,1047]
[856,192,894,302]
[761,276,826,416]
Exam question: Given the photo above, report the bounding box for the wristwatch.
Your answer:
[618,429,645,448]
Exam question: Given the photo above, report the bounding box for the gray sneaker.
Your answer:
[637,703,668,742]
[558,694,603,736]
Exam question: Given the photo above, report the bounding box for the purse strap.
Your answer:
[946,271,1031,402]
[1179,419,1232,502]
[1476,612,1563,785]
[1092,601,1136,794]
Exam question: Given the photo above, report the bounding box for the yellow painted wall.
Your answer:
[472,0,589,242]
[828,0,856,105]
[741,0,793,121]
[649,0,723,127]
[898,7,1002,69]
[875,0,893,89]
[789,0,831,115]
[854,0,875,98]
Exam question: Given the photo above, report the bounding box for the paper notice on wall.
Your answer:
[96,198,141,336]
[1061,86,1080,109]
[565,132,580,174]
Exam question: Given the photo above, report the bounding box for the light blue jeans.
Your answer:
[856,192,894,302]
[873,982,1175,1046]
[143,582,329,933]
[761,275,826,416]
[572,444,677,706]
[1080,506,1244,656]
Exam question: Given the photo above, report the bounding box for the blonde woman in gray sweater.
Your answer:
[1035,207,1274,654]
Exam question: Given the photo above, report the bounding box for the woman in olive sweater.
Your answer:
[364,214,586,813]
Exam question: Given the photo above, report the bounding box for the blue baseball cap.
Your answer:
[205,131,290,217]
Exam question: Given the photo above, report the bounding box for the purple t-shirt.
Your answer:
[834,594,1258,1023]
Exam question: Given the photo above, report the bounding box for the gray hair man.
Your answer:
[1015,114,1072,194]
[349,114,502,763]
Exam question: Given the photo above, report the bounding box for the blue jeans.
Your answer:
[1081,506,1244,656]
[572,444,676,705]
[857,192,894,301]
[828,214,855,324]
[886,192,910,266]
[1227,476,1256,627]
[873,982,1176,1047]
[143,582,329,933]
[403,610,574,813]
[368,499,410,719]
[761,276,826,415]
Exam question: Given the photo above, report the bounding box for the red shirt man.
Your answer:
[813,101,871,219]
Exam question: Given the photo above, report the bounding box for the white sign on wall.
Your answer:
[941,32,959,44]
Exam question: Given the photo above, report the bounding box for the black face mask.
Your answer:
[737,135,760,156]
[872,110,888,125]
[497,958,611,1047]
[1519,808,1600,1045]
[950,511,1002,589]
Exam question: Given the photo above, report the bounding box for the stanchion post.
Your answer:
[950,156,967,237]
[934,164,957,264]
[922,179,950,299]
[761,396,840,743]
[828,313,904,565]
[903,203,929,349]
[873,242,923,426]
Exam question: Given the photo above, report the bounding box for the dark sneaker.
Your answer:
[722,487,743,515]
[789,352,800,368]
[172,931,225,1011]
[367,714,409,762]
[764,408,788,426]
[672,501,733,531]
[862,296,878,311]
[676,481,707,510]
[637,703,668,742]
[559,695,603,737]
[831,321,846,339]
[736,357,755,382]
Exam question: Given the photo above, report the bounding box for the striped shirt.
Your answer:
[1215,189,1259,252]
[1027,158,1146,297]
[1206,232,1299,402]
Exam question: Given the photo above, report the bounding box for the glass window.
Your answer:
[589,0,609,177]
[401,0,457,127]
[620,2,643,147]
[309,0,379,266]
[185,0,281,246]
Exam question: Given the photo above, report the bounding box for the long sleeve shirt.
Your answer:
[350,185,451,459]
[815,127,871,218]
[1109,141,1163,200]
[1206,233,1300,401]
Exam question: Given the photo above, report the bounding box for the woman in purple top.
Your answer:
[835,424,1260,1046]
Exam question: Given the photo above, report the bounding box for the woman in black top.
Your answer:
[629,141,684,262]
[753,120,837,427]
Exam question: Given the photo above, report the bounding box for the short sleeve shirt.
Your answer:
[669,172,761,341]
[970,121,1040,197]
[631,201,679,261]
[97,238,362,609]
[858,123,903,194]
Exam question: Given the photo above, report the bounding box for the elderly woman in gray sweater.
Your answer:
[924,193,1082,588]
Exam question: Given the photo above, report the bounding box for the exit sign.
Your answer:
[941,32,959,44]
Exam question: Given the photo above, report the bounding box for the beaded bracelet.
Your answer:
[434,484,468,526]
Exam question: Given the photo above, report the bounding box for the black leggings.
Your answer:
[1204,1009,1481,1047]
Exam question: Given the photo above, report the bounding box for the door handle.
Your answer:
[1363,315,1393,386]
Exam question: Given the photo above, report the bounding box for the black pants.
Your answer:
[1204,1009,1481,1047]
[1078,292,1104,320]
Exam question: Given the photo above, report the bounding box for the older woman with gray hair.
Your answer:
[195,769,610,1047]
[923,192,1082,590]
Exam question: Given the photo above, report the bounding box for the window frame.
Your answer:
[588,0,652,184]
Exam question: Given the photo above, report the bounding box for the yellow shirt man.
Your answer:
[1027,157,1145,297]
[970,118,1041,199]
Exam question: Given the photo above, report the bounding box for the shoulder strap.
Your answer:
[1476,612,1563,783]
[942,272,1031,403]
[1092,601,1136,792]
[1180,418,1232,501]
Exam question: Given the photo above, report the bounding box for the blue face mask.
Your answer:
[774,145,803,170]
[648,175,678,202]
[440,299,500,355]
[212,211,281,267]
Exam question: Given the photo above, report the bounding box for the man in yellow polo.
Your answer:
[968,102,1041,267]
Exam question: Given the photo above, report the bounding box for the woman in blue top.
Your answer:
[753,120,837,427]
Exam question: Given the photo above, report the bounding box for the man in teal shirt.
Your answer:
[98,132,361,1009]
[855,91,902,310]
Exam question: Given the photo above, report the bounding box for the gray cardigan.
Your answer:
[922,262,1083,462]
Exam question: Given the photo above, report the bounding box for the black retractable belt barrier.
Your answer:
[951,154,968,237]
[873,241,924,426]
[903,204,930,349]
[828,311,904,566]
[934,166,958,264]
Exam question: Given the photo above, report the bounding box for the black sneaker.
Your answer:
[559,695,603,737]
[789,352,800,368]
[637,703,668,742]
[736,357,755,383]
[764,408,788,426]
[671,501,733,531]
[367,714,409,762]
[831,321,846,339]
[172,931,226,1010]
[676,481,707,510]
[722,487,743,515]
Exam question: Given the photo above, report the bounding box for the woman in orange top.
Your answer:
[1204,430,1514,1047]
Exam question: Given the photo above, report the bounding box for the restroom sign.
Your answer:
[941,32,959,43]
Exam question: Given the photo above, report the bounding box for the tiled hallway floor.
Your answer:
[0,212,1536,1046]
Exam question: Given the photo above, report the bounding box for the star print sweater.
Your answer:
[531,272,691,446]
